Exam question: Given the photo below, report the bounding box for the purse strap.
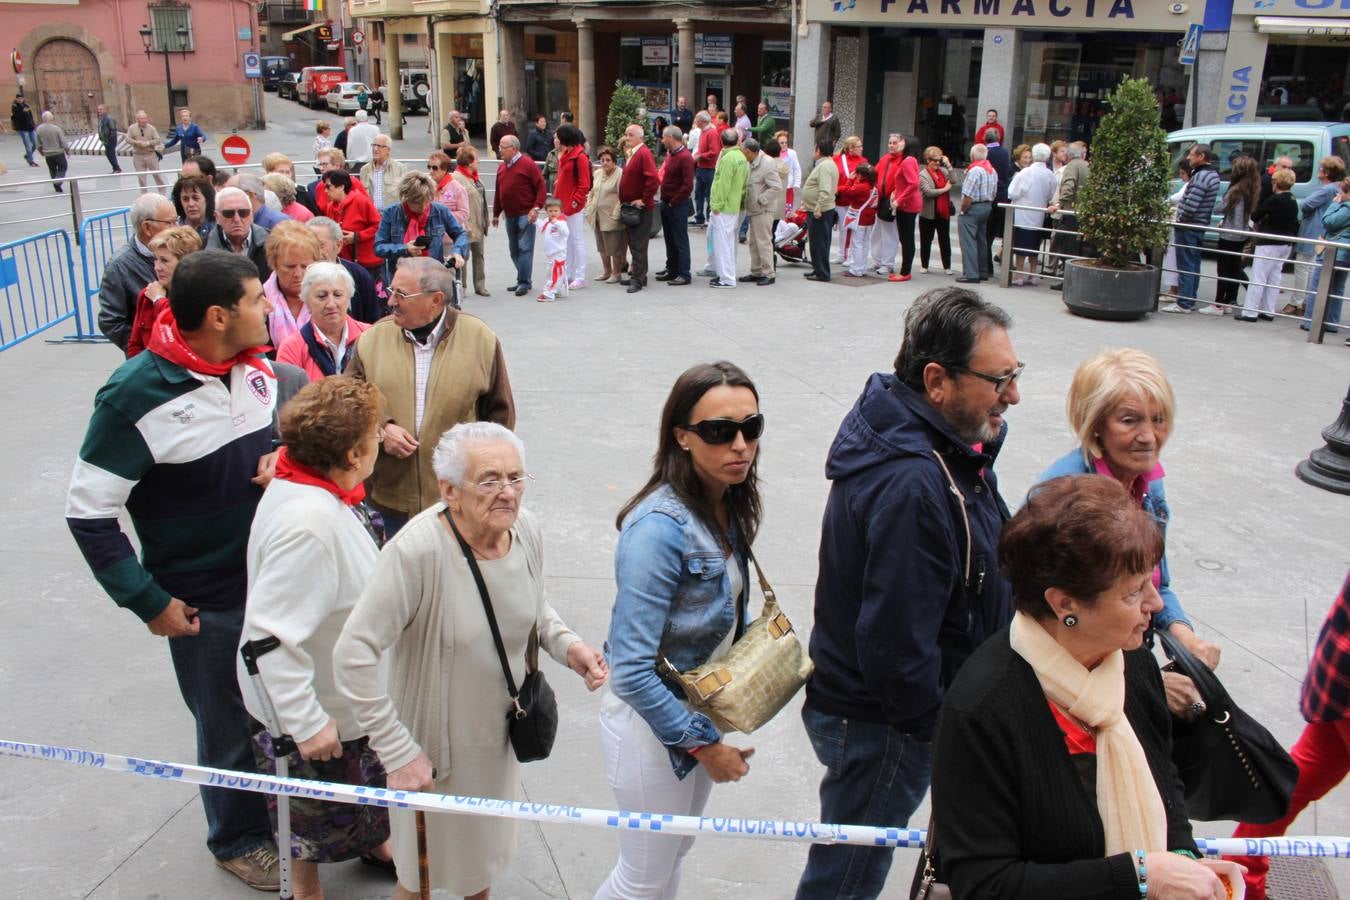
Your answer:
[443,508,532,711]
[744,546,777,616]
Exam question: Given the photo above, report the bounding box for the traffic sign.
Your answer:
[243,52,261,79]
[351,29,365,46]
[1179,23,1203,66]
[9,49,21,74]
[221,134,251,165]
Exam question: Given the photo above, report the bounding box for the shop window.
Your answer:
[619,37,673,117]
[534,34,557,56]
[524,60,570,122]
[762,41,792,116]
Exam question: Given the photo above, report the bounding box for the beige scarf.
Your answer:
[1009,611,1167,856]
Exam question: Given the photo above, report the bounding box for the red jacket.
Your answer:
[315,177,368,219]
[834,152,869,194]
[620,144,660,208]
[975,122,1005,146]
[332,189,383,268]
[893,155,922,214]
[696,126,721,170]
[126,287,168,358]
[661,145,695,207]
[841,180,879,227]
[493,154,547,218]
[554,145,592,216]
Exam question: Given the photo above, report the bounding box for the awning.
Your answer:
[1254,16,1350,37]
[282,22,325,41]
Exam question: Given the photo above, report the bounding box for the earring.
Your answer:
[1063,614,1078,628]
[680,444,690,451]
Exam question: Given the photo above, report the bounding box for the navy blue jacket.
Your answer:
[805,373,1014,740]
[987,144,1013,204]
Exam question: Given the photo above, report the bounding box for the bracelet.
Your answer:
[1135,849,1147,896]
[1171,848,1199,860]
[687,744,706,757]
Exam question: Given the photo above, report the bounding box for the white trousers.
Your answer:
[870,218,899,271]
[1290,249,1317,309]
[1244,244,1291,316]
[594,701,713,900]
[710,212,739,285]
[565,212,586,283]
[847,224,874,275]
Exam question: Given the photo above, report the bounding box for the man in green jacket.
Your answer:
[708,128,749,288]
[750,101,778,145]
[800,140,840,281]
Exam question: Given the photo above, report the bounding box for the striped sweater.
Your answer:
[66,351,276,622]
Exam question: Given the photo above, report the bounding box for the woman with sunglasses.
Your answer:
[596,361,763,899]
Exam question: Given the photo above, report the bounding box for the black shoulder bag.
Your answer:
[1158,629,1297,823]
[444,509,558,763]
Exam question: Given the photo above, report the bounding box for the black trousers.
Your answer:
[45,153,68,190]
[661,198,692,278]
[625,207,654,285]
[1214,238,1249,307]
[919,216,952,270]
[896,211,917,276]
[986,203,1005,273]
[808,209,838,280]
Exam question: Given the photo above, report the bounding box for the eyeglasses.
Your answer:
[678,413,765,445]
[218,208,251,219]
[473,474,533,495]
[427,164,442,170]
[147,218,177,226]
[387,289,430,303]
[948,362,1025,394]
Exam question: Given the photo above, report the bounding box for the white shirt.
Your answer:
[347,122,380,163]
[538,217,569,261]
[406,310,448,433]
[1007,162,1059,229]
[785,148,803,190]
[687,125,703,155]
[315,319,352,373]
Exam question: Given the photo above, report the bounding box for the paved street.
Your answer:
[2,93,1349,900]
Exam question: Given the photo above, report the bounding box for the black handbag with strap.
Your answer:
[444,509,558,763]
[1158,629,1297,823]
[619,202,643,227]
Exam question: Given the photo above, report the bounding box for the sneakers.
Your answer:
[1158,302,1193,314]
[875,266,893,277]
[567,279,586,291]
[709,278,735,288]
[216,846,280,892]
[1194,304,1223,317]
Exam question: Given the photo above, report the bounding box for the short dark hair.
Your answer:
[190,156,218,180]
[815,139,833,158]
[762,139,781,158]
[1000,475,1164,621]
[169,250,260,331]
[281,376,386,472]
[893,287,1012,391]
[322,169,353,191]
[556,124,585,148]
[171,174,215,222]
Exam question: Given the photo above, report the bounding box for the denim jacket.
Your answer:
[605,483,749,779]
[1038,448,1189,632]
[374,201,469,285]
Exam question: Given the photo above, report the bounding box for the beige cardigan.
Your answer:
[585,165,625,232]
[333,504,579,775]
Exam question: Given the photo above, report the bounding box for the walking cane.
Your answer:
[239,636,295,900]
[416,810,431,900]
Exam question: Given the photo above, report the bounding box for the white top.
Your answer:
[538,217,569,260]
[346,122,380,163]
[687,125,703,154]
[1007,162,1059,229]
[237,478,380,743]
[785,148,803,191]
[708,553,744,663]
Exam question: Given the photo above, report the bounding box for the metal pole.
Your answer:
[68,178,84,240]
[1306,252,1335,346]
[999,203,1015,287]
[163,50,174,125]
[239,638,295,900]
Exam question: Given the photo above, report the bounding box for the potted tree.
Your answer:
[1062,76,1173,321]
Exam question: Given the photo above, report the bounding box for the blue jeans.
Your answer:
[693,168,714,224]
[504,214,535,289]
[19,129,37,163]
[958,202,991,279]
[168,605,273,860]
[661,198,692,278]
[1174,227,1204,309]
[795,706,933,900]
[1303,256,1345,333]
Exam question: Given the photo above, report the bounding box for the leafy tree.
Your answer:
[604,81,655,153]
[1076,77,1172,270]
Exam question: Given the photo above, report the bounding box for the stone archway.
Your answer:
[33,39,105,135]
[19,23,121,132]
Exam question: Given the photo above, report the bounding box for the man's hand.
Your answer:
[696,743,754,783]
[405,241,424,257]
[493,215,501,229]
[382,423,419,458]
[566,641,609,691]
[148,597,200,637]
[386,750,435,792]
[527,209,539,224]
[633,198,645,209]
[252,450,278,487]
[813,209,822,219]
[296,719,343,762]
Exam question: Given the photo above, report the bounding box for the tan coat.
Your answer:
[585,164,625,232]
[125,123,163,158]
[450,170,487,242]
[745,151,784,219]
[359,159,408,207]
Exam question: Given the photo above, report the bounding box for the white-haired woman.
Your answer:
[334,423,608,900]
[277,262,372,381]
[1006,142,1059,286]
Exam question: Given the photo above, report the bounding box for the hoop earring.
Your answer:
[1063,614,1078,628]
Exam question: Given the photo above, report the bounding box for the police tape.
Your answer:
[3,738,1347,859]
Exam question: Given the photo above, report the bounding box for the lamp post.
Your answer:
[139,23,190,127]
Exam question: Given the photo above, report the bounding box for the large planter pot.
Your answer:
[1062,259,1158,321]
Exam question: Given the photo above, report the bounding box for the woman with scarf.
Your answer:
[276,262,373,381]
[430,151,468,225]
[925,474,1243,899]
[237,375,396,900]
[451,145,490,297]
[553,124,592,289]
[374,171,468,288]
[918,147,955,275]
[126,225,202,358]
[262,222,324,350]
[322,169,384,286]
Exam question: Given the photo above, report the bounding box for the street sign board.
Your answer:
[10,49,21,74]
[1179,23,1203,66]
[221,134,251,165]
[243,52,261,78]
[351,29,365,46]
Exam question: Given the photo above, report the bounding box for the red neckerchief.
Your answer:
[402,202,430,244]
[436,171,453,193]
[461,167,480,182]
[146,306,273,377]
[273,446,365,506]
[967,159,996,175]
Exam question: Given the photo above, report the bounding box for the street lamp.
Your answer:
[139,23,190,128]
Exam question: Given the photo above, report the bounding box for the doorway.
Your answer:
[34,39,105,135]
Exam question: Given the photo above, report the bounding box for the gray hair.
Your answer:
[663,125,683,142]
[721,128,739,147]
[236,173,266,202]
[743,138,761,154]
[41,110,54,122]
[307,216,343,243]
[215,186,249,207]
[300,260,355,305]
[694,111,711,126]
[969,143,988,161]
[432,422,526,486]
[1066,142,1087,160]
[397,171,437,205]
[130,192,174,231]
[1031,143,1051,163]
[263,173,297,206]
[499,134,520,151]
[397,256,458,309]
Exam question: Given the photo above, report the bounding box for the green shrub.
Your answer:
[605,81,646,152]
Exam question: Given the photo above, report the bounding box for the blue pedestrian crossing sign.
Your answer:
[1179,23,1202,67]
[243,52,261,79]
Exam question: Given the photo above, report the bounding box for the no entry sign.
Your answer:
[221,134,251,165]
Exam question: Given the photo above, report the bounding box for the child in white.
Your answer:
[843,165,879,277]
[537,199,570,302]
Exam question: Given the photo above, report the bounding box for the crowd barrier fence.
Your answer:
[0,228,83,351]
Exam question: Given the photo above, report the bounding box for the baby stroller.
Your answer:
[774,209,810,265]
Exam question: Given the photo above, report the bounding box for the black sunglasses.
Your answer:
[679,413,765,445]
[218,208,251,219]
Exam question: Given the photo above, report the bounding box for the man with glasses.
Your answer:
[206,186,273,283]
[360,135,407,210]
[346,256,515,538]
[97,192,178,351]
[797,287,1019,899]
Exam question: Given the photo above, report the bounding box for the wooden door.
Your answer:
[34,39,105,136]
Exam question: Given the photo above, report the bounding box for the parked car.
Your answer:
[300,66,346,109]
[326,82,372,114]
[261,56,292,92]
[401,69,431,114]
[277,72,303,102]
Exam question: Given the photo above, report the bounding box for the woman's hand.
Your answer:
[1144,851,1227,899]
[386,750,435,792]
[565,641,609,691]
[695,742,754,783]
[296,719,343,762]
[1163,672,1207,721]
[405,241,424,257]
[144,280,167,301]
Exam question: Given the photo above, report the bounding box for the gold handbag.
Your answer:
[659,551,813,734]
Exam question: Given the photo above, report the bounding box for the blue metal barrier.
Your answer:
[61,208,132,345]
[0,229,82,351]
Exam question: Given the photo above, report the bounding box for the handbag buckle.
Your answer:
[692,668,732,702]
[512,698,527,720]
[767,611,794,639]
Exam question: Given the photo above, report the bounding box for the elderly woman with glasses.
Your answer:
[276,261,373,381]
[237,376,395,900]
[374,171,468,287]
[334,422,607,900]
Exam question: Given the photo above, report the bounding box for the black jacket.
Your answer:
[10,99,35,132]
[987,144,1013,204]
[523,126,552,163]
[205,225,273,284]
[928,632,1197,899]
[1251,191,1299,244]
[672,107,694,134]
[805,374,1014,739]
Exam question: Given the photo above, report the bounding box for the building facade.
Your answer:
[2,0,263,134]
